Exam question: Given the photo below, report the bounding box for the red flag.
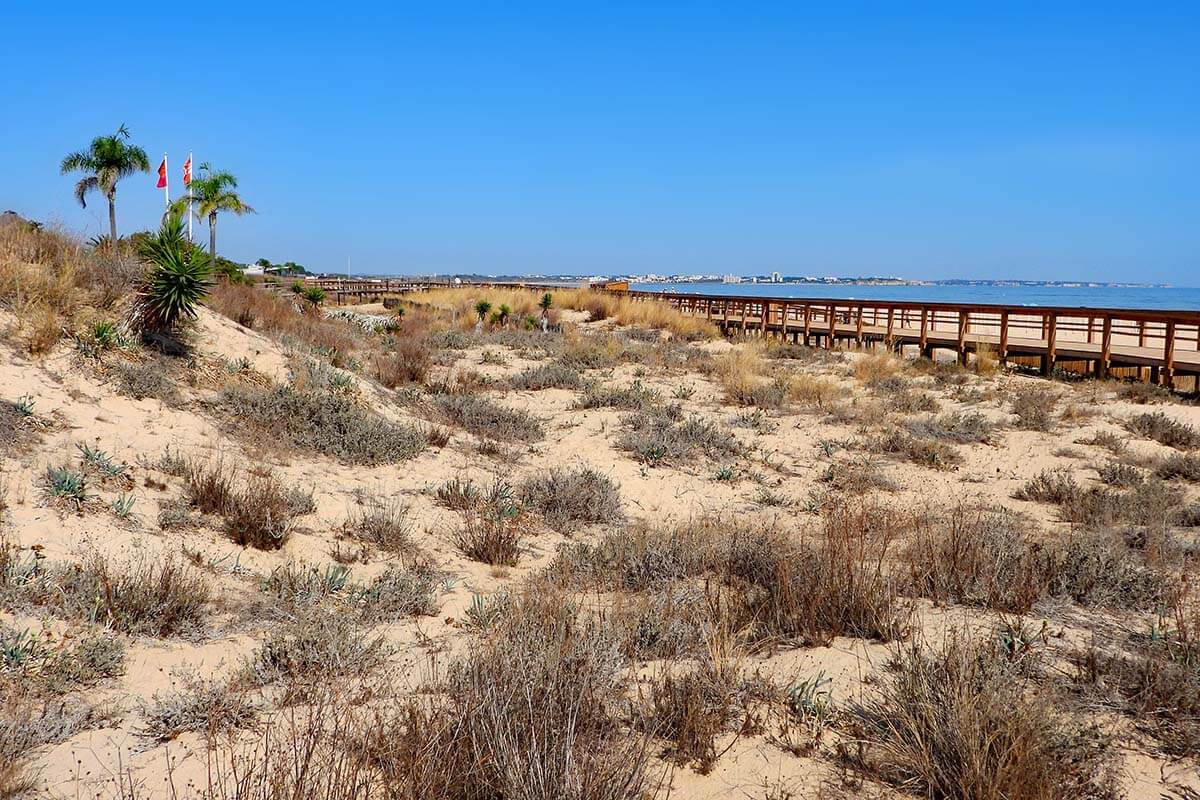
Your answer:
[156,157,168,189]
[182,155,192,186]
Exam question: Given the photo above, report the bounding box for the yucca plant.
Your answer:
[301,286,326,309]
[474,300,492,322]
[127,212,213,333]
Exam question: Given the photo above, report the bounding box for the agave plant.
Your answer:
[126,212,213,333]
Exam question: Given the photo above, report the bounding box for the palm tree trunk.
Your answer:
[107,192,117,242]
[209,212,218,260]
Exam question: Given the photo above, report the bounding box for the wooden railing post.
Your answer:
[740,301,748,332]
[803,304,812,345]
[855,304,864,345]
[781,302,791,340]
[826,304,836,349]
[956,311,968,366]
[885,308,895,349]
[1043,313,1057,376]
[919,309,929,356]
[999,310,1009,365]
[1099,316,1112,378]
[1164,321,1177,388]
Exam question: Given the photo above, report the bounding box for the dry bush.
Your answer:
[519,466,622,531]
[644,643,768,774]
[343,497,414,554]
[1016,467,1182,530]
[1156,452,1200,482]
[207,282,359,356]
[558,331,629,369]
[511,361,583,390]
[182,457,235,514]
[562,291,717,339]
[549,510,905,647]
[576,380,662,411]
[453,507,524,565]
[0,222,134,354]
[0,398,43,455]
[872,376,938,414]
[618,409,743,466]
[1010,384,1058,431]
[903,504,1046,613]
[1118,380,1174,404]
[1096,460,1144,487]
[786,374,845,411]
[0,692,116,795]
[1046,530,1173,609]
[907,411,995,443]
[844,632,1118,800]
[1076,430,1128,455]
[217,384,427,464]
[819,458,898,493]
[435,475,481,510]
[853,353,900,385]
[142,672,257,742]
[242,608,387,689]
[433,392,544,442]
[972,342,999,375]
[372,337,432,387]
[2,549,210,637]
[1071,606,1200,756]
[713,344,783,407]
[109,358,179,402]
[224,470,297,550]
[868,428,962,469]
[1126,411,1200,450]
[354,564,449,623]
[363,593,659,800]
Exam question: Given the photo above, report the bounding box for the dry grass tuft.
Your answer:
[844,632,1118,800]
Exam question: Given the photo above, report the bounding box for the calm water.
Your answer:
[628,282,1200,311]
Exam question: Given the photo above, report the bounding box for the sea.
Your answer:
[626,282,1200,311]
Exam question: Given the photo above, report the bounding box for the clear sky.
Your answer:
[1,2,1196,282]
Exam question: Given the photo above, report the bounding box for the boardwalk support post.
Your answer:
[1042,313,1057,376]
[999,310,1009,366]
[1099,316,1112,378]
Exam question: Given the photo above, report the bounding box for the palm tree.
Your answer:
[171,162,255,261]
[60,124,150,242]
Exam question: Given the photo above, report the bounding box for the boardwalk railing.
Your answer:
[275,278,1200,388]
[614,290,1200,388]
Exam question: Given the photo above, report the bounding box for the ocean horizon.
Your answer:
[625,281,1200,311]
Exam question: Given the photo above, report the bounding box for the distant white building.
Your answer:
[242,264,265,277]
[770,271,782,283]
[722,274,742,284]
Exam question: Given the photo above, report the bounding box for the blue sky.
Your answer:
[1,2,1197,281]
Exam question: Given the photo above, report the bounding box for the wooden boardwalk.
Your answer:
[622,290,1200,388]
[285,278,1200,388]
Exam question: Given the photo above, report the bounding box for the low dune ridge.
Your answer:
[3,226,1200,799]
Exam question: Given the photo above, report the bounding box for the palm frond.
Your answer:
[73,176,99,208]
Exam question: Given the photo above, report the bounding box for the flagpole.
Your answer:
[163,153,170,209]
[186,151,193,242]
